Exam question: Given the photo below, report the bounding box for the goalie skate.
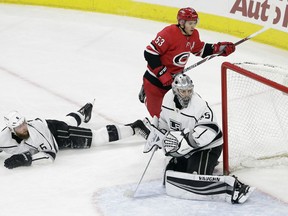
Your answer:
[231,176,255,204]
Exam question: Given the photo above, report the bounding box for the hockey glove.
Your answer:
[163,130,194,157]
[213,42,235,56]
[163,132,180,156]
[143,118,164,153]
[138,84,146,103]
[156,66,173,86]
[4,151,32,169]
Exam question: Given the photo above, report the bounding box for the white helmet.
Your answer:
[172,73,194,108]
[4,111,26,131]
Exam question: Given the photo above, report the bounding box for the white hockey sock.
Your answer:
[117,125,134,139]
[61,112,84,126]
[91,125,134,146]
[91,127,109,146]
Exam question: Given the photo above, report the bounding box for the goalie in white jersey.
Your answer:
[0,102,139,169]
[135,73,255,204]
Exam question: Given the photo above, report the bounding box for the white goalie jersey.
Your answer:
[158,90,223,156]
[0,118,58,165]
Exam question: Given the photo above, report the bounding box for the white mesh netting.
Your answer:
[225,62,288,171]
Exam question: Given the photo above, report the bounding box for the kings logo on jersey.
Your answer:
[169,120,182,131]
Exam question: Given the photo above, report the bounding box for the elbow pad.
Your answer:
[144,50,162,69]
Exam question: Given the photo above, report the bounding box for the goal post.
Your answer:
[221,62,288,175]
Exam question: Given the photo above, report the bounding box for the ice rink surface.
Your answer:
[0,4,287,216]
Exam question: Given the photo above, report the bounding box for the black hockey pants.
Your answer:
[166,145,223,175]
[46,120,92,149]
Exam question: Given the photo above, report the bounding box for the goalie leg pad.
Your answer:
[165,170,254,203]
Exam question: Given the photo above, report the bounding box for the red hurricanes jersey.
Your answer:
[146,24,205,75]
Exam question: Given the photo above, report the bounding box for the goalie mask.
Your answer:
[4,111,26,133]
[172,74,194,108]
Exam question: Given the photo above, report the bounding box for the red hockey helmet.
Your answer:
[177,7,198,23]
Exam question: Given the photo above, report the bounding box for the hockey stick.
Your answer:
[183,27,269,73]
[132,146,158,197]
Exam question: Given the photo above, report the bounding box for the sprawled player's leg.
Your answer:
[126,119,151,140]
[91,124,135,146]
[65,102,94,126]
[46,120,93,149]
[165,170,255,204]
[90,117,158,146]
[47,121,135,148]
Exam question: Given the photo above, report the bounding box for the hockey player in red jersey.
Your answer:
[139,7,235,117]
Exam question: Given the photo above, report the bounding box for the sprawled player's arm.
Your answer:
[26,119,58,155]
[4,150,55,169]
[31,151,55,165]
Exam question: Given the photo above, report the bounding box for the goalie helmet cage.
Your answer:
[221,62,288,175]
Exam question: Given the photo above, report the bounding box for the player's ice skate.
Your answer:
[126,119,150,139]
[78,100,94,123]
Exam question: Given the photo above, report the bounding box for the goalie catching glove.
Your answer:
[144,123,194,157]
[4,151,32,169]
[162,129,194,157]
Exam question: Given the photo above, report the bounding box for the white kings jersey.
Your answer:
[159,90,223,152]
[0,118,58,165]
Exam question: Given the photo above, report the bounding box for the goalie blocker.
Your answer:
[165,170,255,204]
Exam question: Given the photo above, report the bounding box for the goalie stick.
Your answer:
[132,146,158,197]
[183,27,269,73]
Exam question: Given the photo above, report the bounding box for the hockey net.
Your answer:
[221,62,288,174]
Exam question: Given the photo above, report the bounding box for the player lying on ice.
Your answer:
[132,73,255,204]
[0,102,141,169]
